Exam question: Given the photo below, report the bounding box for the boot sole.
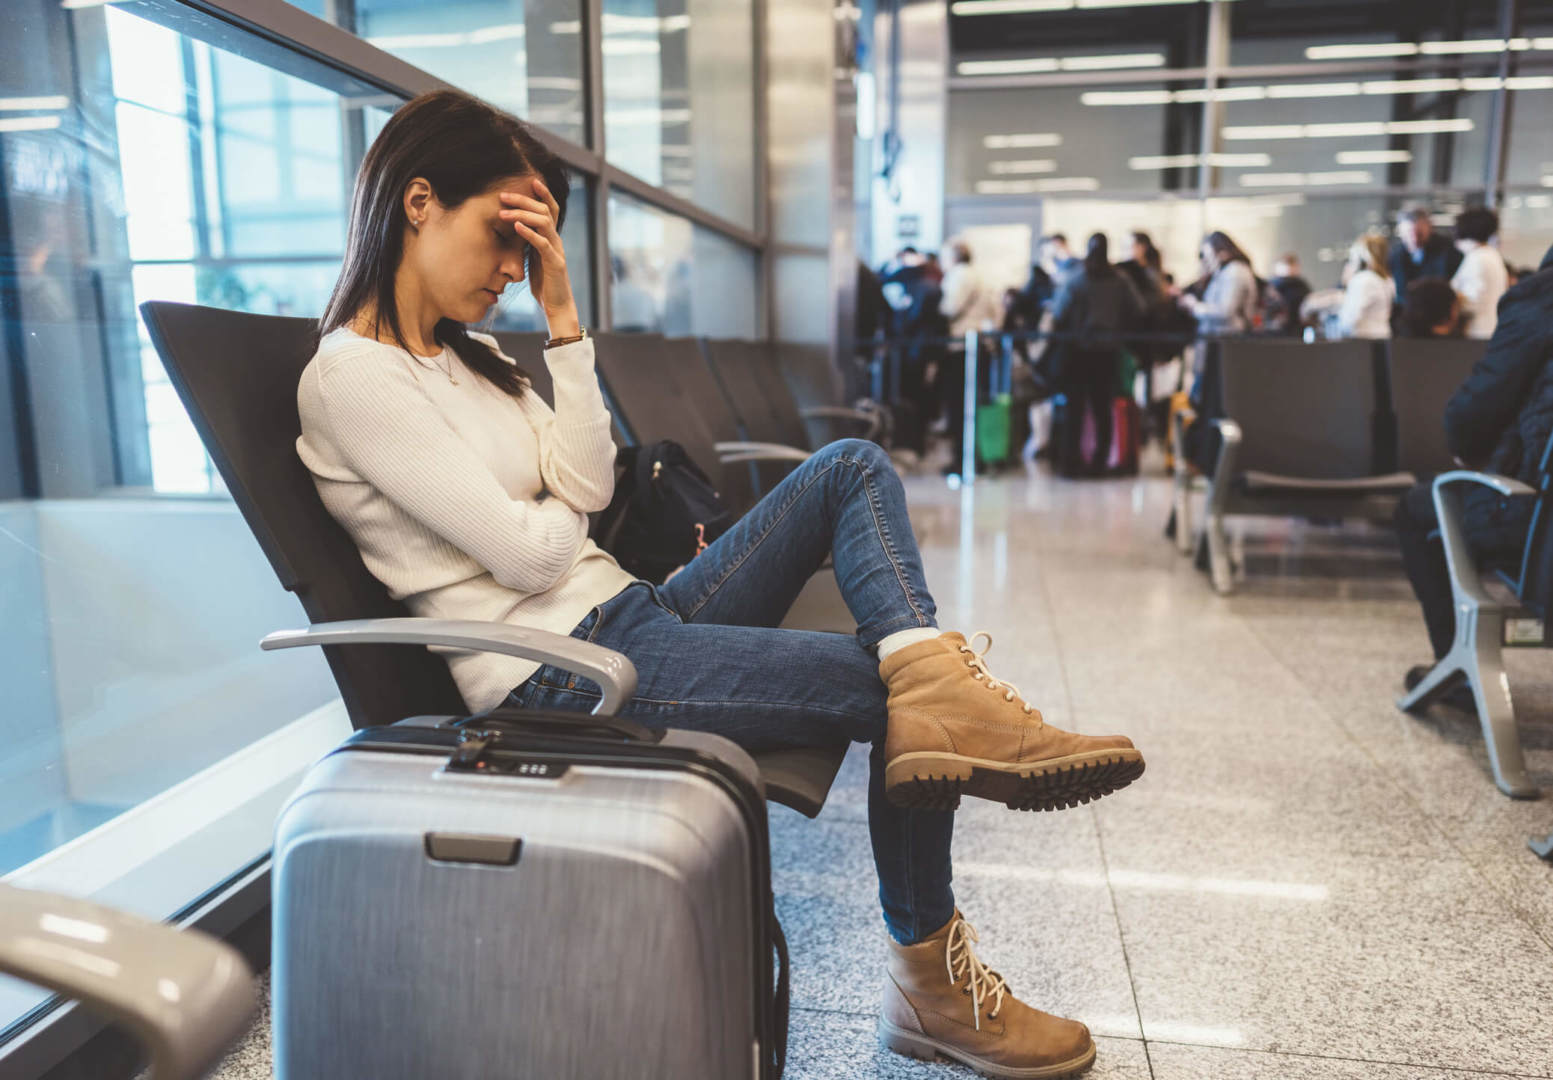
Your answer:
[883,749,1144,811]
[879,1018,1097,1078]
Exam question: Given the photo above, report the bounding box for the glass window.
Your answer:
[602,0,756,229]
[0,0,374,1040]
[350,0,587,147]
[608,191,757,336]
[1228,0,1507,68]
[949,83,1205,198]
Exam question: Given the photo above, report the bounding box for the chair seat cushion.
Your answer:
[1238,470,1417,496]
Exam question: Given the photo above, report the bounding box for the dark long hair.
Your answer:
[1203,230,1250,267]
[1084,232,1114,278]
[319,89,572,397]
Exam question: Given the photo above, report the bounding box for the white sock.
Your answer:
[876,627,942,661]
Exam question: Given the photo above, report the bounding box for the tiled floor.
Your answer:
[211,461,1553,1079]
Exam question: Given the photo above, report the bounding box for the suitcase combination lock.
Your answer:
[446,730,570,778]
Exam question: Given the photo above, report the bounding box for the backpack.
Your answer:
[598,440,736,584]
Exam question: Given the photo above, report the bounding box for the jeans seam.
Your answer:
[858,458,929,629]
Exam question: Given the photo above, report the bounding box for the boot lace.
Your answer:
[945,916,1009,1030]
[958,632,1036,715]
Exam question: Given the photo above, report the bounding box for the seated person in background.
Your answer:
[1401,277,1463,338]
[1394,244,1553,696]
[1451,206,1510,341]
[1262,253,1311,336]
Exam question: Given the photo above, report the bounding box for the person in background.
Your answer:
[1049,233,1144,476]
[1401,277,1463,338]
[1262,252,1311,336]
[1395,244,1553,699]
[1041,233,1082,288]
[1115,231,1163,298]
[1390,206,1463,299]
[938,240,1002,476]
[1334,232,1394,340]
[1179,231,1259,336]
[1451,207,1509,341]
[881,248,945,457]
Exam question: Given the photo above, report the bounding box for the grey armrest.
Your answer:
[716,441,813,464]
[262,618,638,716]
[1431,471,1537,606]
[0,884,254,1080]
[800,405,883,441]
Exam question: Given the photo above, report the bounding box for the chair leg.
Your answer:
[1396,654,1465,712]
[1466,606,1538,799]
[1206,501,1234,595]
[1532,832,1553,859]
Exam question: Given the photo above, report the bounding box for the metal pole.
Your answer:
[1484,0,1521,208]
[961,329,978,484]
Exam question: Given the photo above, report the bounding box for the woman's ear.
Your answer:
[403,178,434,228]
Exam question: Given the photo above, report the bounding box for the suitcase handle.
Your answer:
[455,706,664,745]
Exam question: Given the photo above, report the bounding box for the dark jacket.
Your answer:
[1441,245,1553,555]
[1050,268,1144,387]
[1390,234,1463,295]
[1263,275,1311,336]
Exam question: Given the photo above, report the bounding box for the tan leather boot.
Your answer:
[879,631,1143,811]
[880,911,1096,1079]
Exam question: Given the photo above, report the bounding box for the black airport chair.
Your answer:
[138,301,847,817]
[1388,338,1488,480]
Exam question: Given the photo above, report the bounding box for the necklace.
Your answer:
[425,349,458,385]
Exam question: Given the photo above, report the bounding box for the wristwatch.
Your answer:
[544,328,588,350]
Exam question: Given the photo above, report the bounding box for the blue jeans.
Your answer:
[507,439,955,945]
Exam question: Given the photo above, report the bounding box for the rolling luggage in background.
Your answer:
[1108,396,1141,475]
[272,710,788,1080]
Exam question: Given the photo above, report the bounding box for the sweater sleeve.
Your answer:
[308,349,588,595]
[475,333,617,514]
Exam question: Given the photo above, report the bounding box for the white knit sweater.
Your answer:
[296,327,637,710]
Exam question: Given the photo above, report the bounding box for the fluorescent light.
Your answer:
[1336,149,1412,164]
[952,0,1072,12]
[1508,76,1553,90]
[0,96,69,111]
[1266,82,1361,99]
[1173,86,1267,102]
[975,177,1101,194]
[1060,52,1166,71]
[1239,170,1373,187]
[0,116,62,132]
[959,52,1163,75]
[987,159,1059,173]
[1128,152,1270,169]
[1307,42,1419,60]
[1388,118,1474,134]
[1526,195,1553,208]
[1129,154,1200,169]
[601,39,660,55]
[958,58,1058,75]
[1223,118,1471,141]
[1363,78,1464,95]
[1081,90,1173,106]
[1221,124,1301,140]
[60,0,110,7]
[1420,38,1520,54]
[984,132,1063,148]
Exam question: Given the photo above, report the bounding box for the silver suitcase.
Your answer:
[272,711,789,1079]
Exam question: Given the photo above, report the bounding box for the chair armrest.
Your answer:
[800,405,883,441]
[716,441,813,464]
[1432,470,1536,499]
[262,618,637,717]
[1206,418,1243,508]
[0,885,255,1080]
[1430,471,1537,606]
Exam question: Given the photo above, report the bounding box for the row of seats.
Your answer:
[1173,337,1487,594]
[136,303,876,819]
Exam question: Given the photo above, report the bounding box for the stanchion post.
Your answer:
[962,329,978,484]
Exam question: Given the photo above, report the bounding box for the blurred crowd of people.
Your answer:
[864,202,1526,477]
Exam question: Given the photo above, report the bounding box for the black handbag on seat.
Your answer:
[598,439,736,584]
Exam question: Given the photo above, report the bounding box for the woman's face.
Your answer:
[405,172,534,324]
[1200,243,1218,272]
